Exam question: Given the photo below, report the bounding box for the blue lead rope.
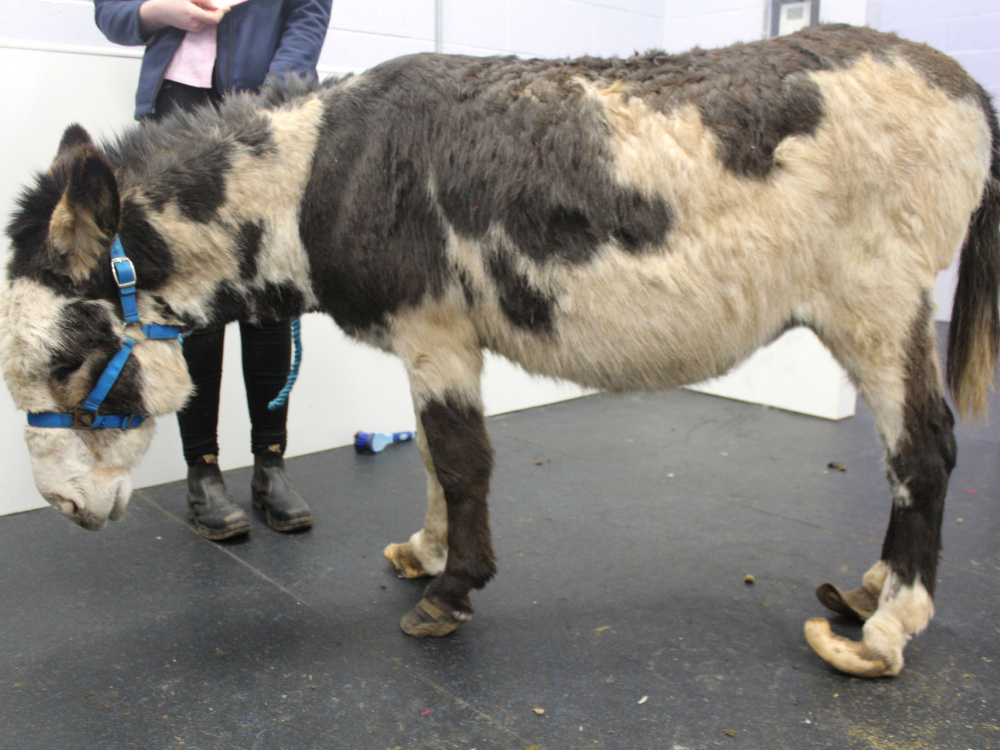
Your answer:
[268,317,302,411]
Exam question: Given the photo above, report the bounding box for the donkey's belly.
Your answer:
[477,268,787,393]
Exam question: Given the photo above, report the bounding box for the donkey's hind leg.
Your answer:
[806,298,955,677]
[383,428,449,579]
[388,307,496,637]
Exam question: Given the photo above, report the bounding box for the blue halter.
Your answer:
[27,237,182,430]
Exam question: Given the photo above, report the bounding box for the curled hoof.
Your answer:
[400,598,470,638]
[383,542,433,579]
[804,618,900,678]
[816,582,878,621]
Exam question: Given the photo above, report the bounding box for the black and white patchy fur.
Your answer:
[3,25,999,678]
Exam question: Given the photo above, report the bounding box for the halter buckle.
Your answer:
[111,256,137,290]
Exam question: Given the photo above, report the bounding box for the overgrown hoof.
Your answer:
[383,542,433,579]
[816,582,878,621]
[804,618,900,678]
[400,598,469,638]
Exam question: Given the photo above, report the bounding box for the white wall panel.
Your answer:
[442,3,511,53]
[664,10,763,49]
[590,5,664,56]
[508,0,597,56]
[324,0,414,37]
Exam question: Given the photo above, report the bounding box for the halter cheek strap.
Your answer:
[27,237,182,430]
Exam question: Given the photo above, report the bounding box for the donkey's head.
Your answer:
[1,126,192,530]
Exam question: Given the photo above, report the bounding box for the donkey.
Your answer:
[2,24,998,678]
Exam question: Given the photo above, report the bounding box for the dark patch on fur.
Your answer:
[249,282,306,325]
[684,25,989,177]
[49,301,145,414]
[204,281,245,325]
[457,269,478,308]
[118,198,175,292]
[611,190,675,252]
[50,302,117,378]
[697,76,824,178]
[298,55,676,339]
[419,393,496,613]
[143,142,232,223]
[299,100,449,334]
[88,354,145,415]
[205,279,305,328]
[233,113,277,157]
[234,220,265,280]
[486,251,555,333]
[882,295,956,597]
[423,59,674,261]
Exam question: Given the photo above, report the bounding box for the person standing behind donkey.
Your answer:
[94,0,333,540]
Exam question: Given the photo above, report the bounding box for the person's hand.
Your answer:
[138,0,228,38]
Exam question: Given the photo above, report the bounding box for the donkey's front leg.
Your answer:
[388,310,496,637]
[383,428,449,579]
[399,393,496,637]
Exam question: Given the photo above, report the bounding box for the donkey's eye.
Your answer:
[52,361,84,381]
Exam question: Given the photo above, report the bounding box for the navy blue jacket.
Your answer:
[94,0,332,118]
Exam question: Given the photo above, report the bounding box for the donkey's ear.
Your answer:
[47,133,121,282]
[56,124,95,159]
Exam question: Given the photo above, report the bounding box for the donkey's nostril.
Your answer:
[51,497,78,518]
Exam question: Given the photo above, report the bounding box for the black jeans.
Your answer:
[176,322,292,463]
[151,81,292,463]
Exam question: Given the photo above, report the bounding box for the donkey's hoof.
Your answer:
[400,598,468,638]
[383,542,432,579]
[804,618,900,678]
[816,582,878,621]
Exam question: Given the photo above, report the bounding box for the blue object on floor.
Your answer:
[354,430,415,454]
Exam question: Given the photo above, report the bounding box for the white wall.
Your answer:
[663,0,766,50]
[0,2,663,516]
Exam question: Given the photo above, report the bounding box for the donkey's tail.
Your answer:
[947,100,1000,421]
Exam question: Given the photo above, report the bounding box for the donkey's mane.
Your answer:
[100,74,347,190]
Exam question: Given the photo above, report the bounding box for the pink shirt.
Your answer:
[163,26,217,88]
[163,1,250,89]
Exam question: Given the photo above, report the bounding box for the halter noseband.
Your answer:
[27,237,182,430]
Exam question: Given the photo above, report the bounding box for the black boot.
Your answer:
[252,450,312,532]
[187,456,251,541]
